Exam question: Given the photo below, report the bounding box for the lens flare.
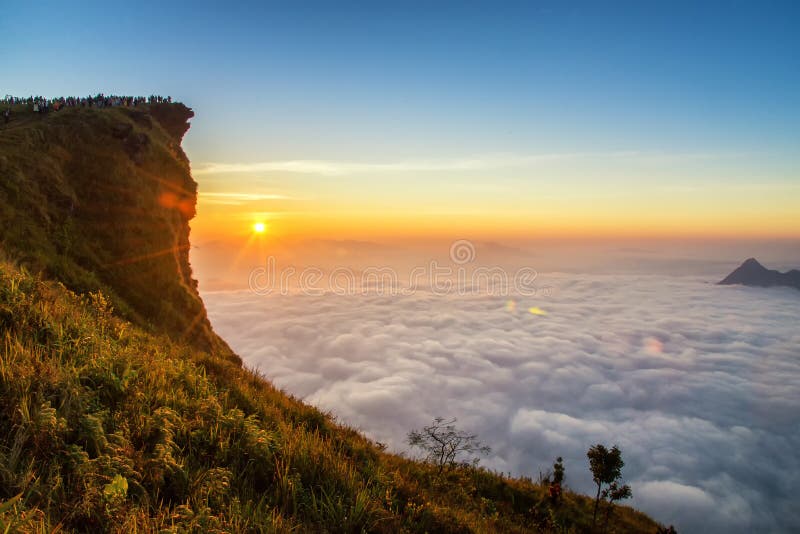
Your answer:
[644,337,664,355]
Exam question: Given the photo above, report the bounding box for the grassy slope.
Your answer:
[0,106,661,532]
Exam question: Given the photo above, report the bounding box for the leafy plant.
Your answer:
[103,474,128,504]
[602,480,633,531]
[587,443,631,529]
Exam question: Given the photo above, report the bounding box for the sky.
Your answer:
[3,1,799,245]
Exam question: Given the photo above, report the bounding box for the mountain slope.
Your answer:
[719,258,800,290]
[0,104,661,532]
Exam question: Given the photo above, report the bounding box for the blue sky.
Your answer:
[4,1,798,154]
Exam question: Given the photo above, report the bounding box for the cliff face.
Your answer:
[0,104,233,358]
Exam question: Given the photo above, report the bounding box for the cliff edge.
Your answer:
[0,103,234,358]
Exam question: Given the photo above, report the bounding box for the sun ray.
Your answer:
[104,244,190,268]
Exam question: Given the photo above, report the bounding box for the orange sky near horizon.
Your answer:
[187,147,800,245]
[190,188,800,244]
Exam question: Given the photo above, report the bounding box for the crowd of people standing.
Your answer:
[2,94,175,123]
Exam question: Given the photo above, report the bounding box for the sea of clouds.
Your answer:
[203,273,800,533]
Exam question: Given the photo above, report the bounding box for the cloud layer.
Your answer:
[204,274,800,532]
[192,151,724,176]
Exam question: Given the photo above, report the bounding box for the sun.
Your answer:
[253,222,266,234]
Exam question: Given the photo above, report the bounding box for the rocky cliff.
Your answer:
[0,103,234,358]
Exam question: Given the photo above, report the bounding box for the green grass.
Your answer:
[0,105,663,532]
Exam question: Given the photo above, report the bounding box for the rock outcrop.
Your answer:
[0,103,234,358]
[719,258,800,290]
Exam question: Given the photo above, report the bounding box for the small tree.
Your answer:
[587,444,628,528]
[407,417,490,475]
[549,456,565,504]
[601,480,632,531]
[552,456,565,485]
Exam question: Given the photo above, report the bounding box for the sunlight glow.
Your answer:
[253,222,266,234]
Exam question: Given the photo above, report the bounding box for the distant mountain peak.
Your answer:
[720,258,800,290]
